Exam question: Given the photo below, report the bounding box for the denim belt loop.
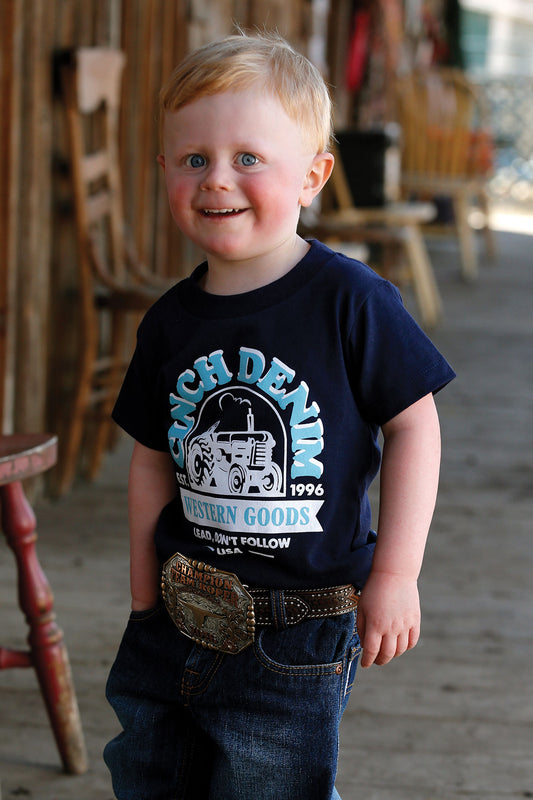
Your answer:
[269,589,288,630]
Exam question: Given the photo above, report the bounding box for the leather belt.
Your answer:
[161,552,358,655]
[249,585,359,627]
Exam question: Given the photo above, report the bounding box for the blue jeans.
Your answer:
[104,595,360,799]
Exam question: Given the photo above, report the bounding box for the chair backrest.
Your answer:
[393,68,491,180]
[60,48,127,294]
[329,142,355,212]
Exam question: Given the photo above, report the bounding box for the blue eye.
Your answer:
[238,153,259,166]
[186,154,206,168]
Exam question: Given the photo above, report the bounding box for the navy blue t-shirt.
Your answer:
[112,240,455,590]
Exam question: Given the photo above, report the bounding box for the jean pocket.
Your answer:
[343,643,361,699]
[253,613,356,676]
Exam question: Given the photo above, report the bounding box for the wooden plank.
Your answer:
[13,0,53,433]
[327,0,353,129]
[0,0,23,432]
[154,0,183,278]
[136,0,157,264]
[121,0,193,282]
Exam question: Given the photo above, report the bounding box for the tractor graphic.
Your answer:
[186,405,283,496]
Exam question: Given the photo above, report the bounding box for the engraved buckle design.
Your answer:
[161,553,255,654]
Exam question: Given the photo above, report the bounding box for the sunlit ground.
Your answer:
[470,203,533,235]
[490,208,533,235]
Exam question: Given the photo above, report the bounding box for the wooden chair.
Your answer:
[1,434,87,773]
[393,67,496,281]
[300,142,443,328]
[56,48,169,496]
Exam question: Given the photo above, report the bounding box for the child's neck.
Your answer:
[201,236,310,296]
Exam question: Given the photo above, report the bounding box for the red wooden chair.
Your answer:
[0,433,88,773]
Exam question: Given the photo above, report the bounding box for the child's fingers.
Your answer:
[394,631,410,658]
[356,606,365,643]
[360,627,417,668]
[360,628,385,668]
[408,625,420,651]
[360,644,378,668]
[357,607,382,668]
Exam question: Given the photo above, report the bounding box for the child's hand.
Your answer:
[357,571,421,668]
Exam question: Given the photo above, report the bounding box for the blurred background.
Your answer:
[1,0,531,494]
[1,3,532,797]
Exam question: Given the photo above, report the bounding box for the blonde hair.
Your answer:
[159,32,333,154]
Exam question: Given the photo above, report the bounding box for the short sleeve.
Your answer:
[111,320,170,452]
[350,281,455,425]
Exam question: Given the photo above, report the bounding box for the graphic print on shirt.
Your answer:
[168,346,325,558]
[186,389,286,497]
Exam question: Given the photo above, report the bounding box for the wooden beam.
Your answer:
[0,0,23,431]
[14,0,54,433]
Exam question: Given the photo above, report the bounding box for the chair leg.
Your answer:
[52,371,91,496]
[52,333,96,496]
[453,192,479,281]
[1,481,88,774]
[402,224,443,329]
[479,187,497,261]
[86,310,127,481]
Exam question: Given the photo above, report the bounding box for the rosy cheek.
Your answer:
[166,179,191,209]
[247,179,285,211]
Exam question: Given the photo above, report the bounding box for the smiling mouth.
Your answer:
[201,208,246,217]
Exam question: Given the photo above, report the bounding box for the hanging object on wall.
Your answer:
[345,7,371,93]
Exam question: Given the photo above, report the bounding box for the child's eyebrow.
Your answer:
[233,139,275,156]
[178,143,272,160]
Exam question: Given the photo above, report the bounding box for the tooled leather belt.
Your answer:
[249,585,359,627]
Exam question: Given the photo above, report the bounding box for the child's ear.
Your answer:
[156,154,166,172]
[300,152,335,207]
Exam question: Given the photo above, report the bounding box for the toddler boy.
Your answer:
[104,32,455,800]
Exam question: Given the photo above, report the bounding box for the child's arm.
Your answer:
[357,392,441,668]
[128,440,178,611]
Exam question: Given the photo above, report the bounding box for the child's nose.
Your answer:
[200,161,234,192]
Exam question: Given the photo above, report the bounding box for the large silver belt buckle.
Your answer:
[161,553,255,655]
